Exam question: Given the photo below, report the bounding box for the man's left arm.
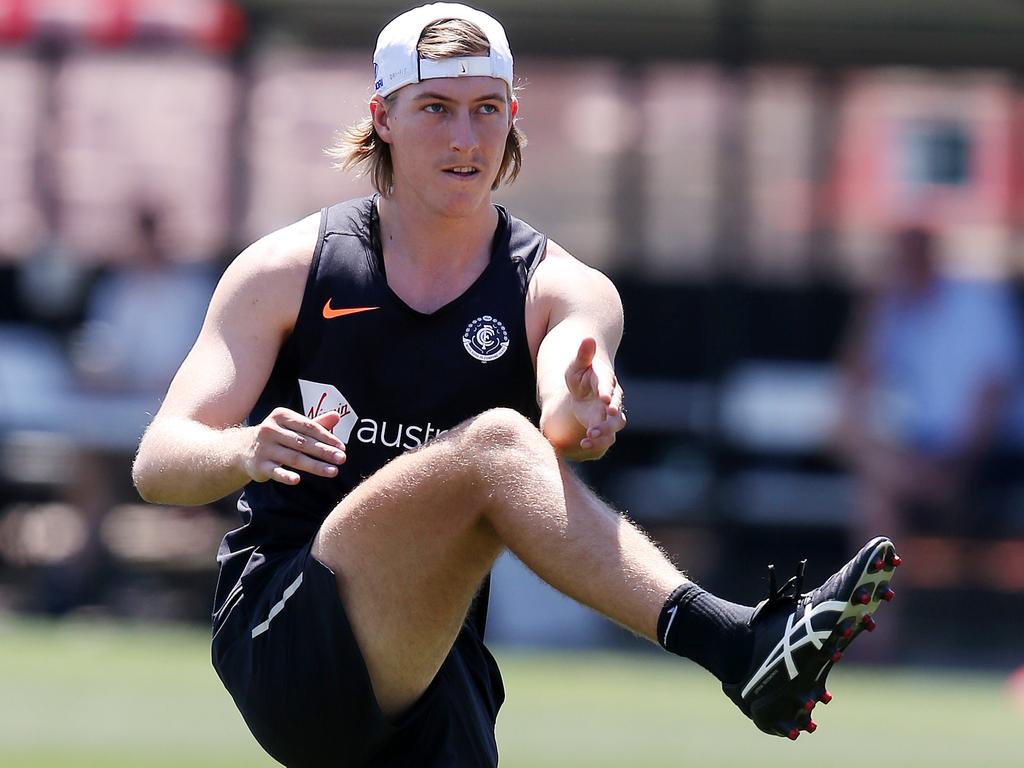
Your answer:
[526,242,626,461]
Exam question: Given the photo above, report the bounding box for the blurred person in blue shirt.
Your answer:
[836,226,1023,543]
[72,208,212,395]
[46,207,213,613]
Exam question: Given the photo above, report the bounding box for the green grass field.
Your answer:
[1,617,1019,767]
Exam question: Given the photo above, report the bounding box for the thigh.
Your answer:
[311,419,507,716]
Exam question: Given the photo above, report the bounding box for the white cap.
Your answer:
[373,3,514,98]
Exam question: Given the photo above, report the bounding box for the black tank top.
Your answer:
[213,196,547,624]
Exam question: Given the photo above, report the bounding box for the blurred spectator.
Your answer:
[835,227,1023,544]
[70,208,212,394]
[17,231,92,333]
[45,207,214,613]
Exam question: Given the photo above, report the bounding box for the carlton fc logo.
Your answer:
[463,315,509,363]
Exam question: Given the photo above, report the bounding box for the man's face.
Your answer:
[372,74,517,217]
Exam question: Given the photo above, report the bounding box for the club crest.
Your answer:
[463,315,509,363]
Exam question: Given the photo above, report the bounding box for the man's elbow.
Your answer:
[131,451,161,503]
[132,425,173,503]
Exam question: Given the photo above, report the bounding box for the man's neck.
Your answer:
[375,194,499,314]
[377,193,497,272]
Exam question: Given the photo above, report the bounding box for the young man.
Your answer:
[133,4,900,765]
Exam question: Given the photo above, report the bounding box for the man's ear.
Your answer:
[370,96,392,143]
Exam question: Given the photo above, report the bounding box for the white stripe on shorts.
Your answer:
[251,573,304,639]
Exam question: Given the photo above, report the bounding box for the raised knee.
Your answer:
[464,408,548,455]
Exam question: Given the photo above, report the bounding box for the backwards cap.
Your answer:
[373,3,513,98]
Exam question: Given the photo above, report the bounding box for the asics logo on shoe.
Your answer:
[741,599,846,699]
[722,537,901,741]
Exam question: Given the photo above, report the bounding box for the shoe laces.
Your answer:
[749,558,810,625]
[765,558,808,607]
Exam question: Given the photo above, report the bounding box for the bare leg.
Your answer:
[312,408,684,715]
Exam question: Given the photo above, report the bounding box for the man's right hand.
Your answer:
[243,408,347,485]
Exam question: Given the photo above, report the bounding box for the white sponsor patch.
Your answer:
[298,379,359,444]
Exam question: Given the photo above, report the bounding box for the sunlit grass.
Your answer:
[0,617,1019,767]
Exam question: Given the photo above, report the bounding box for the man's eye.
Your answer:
[479,104,499,114]
[424,104,445,113]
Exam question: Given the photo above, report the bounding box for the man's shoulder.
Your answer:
[322,195,376,238]
[528,238,621,311]
[535,239,614,288]
[242,211,323,276]
[540,238,573,265]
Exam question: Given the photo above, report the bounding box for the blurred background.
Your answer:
[1,1,1023,765]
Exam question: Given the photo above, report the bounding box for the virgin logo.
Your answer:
[298,379,359,443]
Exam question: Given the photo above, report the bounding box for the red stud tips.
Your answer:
[854,587,872,605]
[820,690,833,704]
[879,587,895,602]
[788,728,800,741]
[891,554,902,568]
[806,720,818,733]
[870,557,884,573]
[803,699,816,713]
[862,615,877,632]
[831,650,843,663]
[842,626,854,639]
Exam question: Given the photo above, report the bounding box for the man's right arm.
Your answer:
[132,214,346,506]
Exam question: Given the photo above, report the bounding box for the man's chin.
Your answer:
[430,190,493,219]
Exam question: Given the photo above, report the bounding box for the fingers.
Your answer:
[569,367,602,402]
[594,367,614,405]
[566,338,612,402]
[606,379,624,418]
[264,445,341,480]
[579,412,625,451]
[276,408,345,448]
[579,382,627,452]
[314,410,342,433]
[266,463,301,486]
[248,408,349,484]
[286,431,347,465]
[573,337,597,370]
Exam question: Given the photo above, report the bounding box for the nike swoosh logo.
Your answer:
[322,301,380,319]
[662,604,679,646]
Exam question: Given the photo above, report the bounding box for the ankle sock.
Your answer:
[657,582,755,685]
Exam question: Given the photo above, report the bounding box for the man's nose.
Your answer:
[449,110,479,152]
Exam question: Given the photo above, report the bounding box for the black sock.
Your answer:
[657,582,755,685]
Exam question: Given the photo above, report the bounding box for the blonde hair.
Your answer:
[327,18,526,196]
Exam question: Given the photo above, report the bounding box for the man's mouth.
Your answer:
[444,165,481,178]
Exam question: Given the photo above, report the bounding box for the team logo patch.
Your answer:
[463,315,509,363]
[298,379,359,443]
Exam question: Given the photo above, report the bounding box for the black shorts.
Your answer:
[211,541,505,767]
